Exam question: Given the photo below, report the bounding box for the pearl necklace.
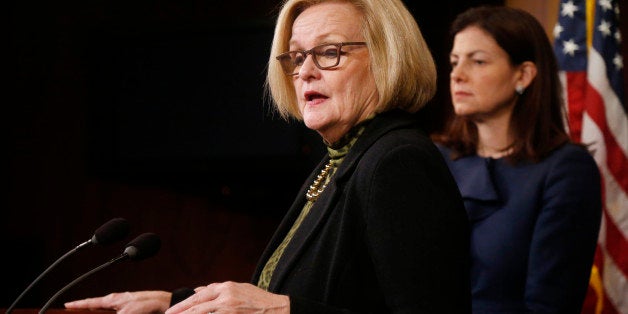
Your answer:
[478,146,514,159]
[306,161,333,201]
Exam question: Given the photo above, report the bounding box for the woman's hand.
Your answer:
[64,290,172,314]
[166,281,289,314]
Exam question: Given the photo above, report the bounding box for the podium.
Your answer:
[3,309,113,314]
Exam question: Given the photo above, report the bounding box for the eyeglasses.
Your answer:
[276,42,367,75]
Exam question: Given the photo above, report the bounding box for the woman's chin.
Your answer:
[303,115,327,132]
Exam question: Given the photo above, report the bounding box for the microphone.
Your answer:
[38,232,161,314]
[6,217,130,314]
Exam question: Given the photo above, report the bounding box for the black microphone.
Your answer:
[6,217,131,314]
[38,232,161,314]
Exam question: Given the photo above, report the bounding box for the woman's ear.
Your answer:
[517,61,538,90]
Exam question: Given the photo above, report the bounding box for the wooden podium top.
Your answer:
[4,309,114,314]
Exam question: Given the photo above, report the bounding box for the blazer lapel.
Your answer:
[267,176,340,291]
[266,110,418,291]
[334,110,418,182]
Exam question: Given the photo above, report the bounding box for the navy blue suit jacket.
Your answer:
[438,143,601,313]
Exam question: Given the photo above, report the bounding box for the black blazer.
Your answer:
[251,110,471,313]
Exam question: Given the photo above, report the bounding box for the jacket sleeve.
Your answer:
[355,142,471,313]
[525,147,602,312]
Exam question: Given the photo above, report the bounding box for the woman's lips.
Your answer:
[452,90,471,100]
[304,91,328,106]
[307,97,328,106]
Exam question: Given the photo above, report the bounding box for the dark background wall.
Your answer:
[9,0,584,309]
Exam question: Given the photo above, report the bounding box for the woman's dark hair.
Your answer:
[435,5,571,163]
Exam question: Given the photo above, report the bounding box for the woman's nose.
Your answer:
[297,54,320,80]
[450,65,465,82]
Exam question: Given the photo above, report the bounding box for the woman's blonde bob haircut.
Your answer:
[266,0,437,120]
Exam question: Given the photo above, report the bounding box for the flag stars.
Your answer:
[613,54,623,71]
[599,0,613,11]
[599,0,613,12]
[554,24,564,39]
[562,39,579,56]
[598,20,612,37]
[615,31,622,44]
[561,0,579,18]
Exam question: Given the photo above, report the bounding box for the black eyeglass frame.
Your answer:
[276,41,367,75]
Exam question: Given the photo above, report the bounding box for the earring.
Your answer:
[515,85,525,95]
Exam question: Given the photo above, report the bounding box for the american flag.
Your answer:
[553,0,628,313]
